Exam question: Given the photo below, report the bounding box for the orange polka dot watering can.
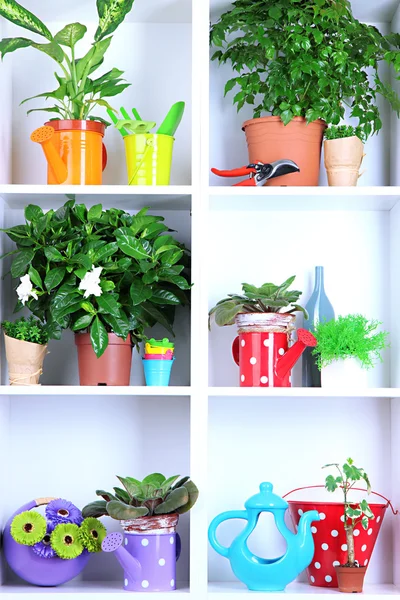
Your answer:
[31,120,107,185]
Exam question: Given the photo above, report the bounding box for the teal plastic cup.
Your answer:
[142,358,175,386]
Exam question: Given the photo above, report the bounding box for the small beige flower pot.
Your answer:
[4,334,47,385]
[324,136,365,186]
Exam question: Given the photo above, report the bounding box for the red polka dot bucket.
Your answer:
[285,486,395,588]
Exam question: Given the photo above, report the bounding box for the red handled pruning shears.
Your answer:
[211,159,300,186]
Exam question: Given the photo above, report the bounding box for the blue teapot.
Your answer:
[208,482,320,591]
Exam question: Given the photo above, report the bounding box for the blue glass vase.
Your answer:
[302,266,335,387]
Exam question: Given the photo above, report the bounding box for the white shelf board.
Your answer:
[208,387,400,398]
[208,582,400,597]
[13,0,191,23]
[0,186,192,211]
[0,386,191,396]
[210,189,400,212]
[0,581,190,597]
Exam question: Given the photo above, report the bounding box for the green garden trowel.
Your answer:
[156,101,185,137]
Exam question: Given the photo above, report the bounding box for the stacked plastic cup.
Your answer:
[142,338,175,386]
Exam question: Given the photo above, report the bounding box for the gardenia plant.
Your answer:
[210,0,400,138]
[323,458,374,567]
[209,276,306,328]
[0,0,136,123]
[312,315,389,370]
[1,200,191,357]
[82,473,199,520]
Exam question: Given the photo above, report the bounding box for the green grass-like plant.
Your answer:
[325,125,364,141]
[313,314,389,370]
[2,316,49,345]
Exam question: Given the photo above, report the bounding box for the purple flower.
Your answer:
[33,523,55,559]
[46,499,83,526]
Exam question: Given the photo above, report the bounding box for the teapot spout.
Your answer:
[102,533,141,582]
[275,329,317,380]
[30,126,68,184]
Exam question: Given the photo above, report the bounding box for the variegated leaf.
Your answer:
[0,0,53,40]
[95,0,135,42]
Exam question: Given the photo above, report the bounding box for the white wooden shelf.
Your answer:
[209,187,400,196]
[0,581,190,597]
[208,388,400,398]
[0,386,191,396]
[208,582,400,597]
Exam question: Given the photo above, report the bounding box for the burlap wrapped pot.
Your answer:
[324,136,365,186]
[4,334,47,385]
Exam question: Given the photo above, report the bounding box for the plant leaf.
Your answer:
[176,480,199,514]
[0,36,63,62]
[95,0,135,42]
[44,266,66,291]
[154,487,189,515]
[142,473,166,486]
[106,500,149,520]
[11,249,35,277]
[96,489,117,502]
[54,22,87,48]
[72,314,94,331]
[90,316,109,358]
[0,36,31,58]
[44,247,64,262]
[75,37,112,81]
[130,280,152,306]
[97,293,121,317]
[116,232,150,260]
[82,500,108,518]
[0,0,53,40]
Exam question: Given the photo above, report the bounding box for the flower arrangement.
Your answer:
[2,316,48,345]
[82,473,199,520]
[312,315,389,370]
[1,200,191,357]
[0,0,136,124]
[10,498,106,560]
[208,276,306,328]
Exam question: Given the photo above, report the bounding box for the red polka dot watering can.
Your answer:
[232,313,317,387]
[284,485,398,588]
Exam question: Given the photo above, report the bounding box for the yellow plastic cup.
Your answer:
[145,343,174,355]
[124,133,174,185]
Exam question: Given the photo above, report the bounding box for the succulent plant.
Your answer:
[82,473,199,521]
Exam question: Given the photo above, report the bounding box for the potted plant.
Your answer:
[324,459,374,593]
[0,0,135,184]
[82,473,198,591]
[312,315,389,388]
[210,0,400,186]
[324,126,365,186]
[3,497,106,586]
[2,316,48,385]
[1,200,191,386]
[208,276,316,387]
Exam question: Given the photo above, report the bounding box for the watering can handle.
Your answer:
[283,485,398,515]
[102,144,108,171]
[208,510,248,558]
[232,337,240,366]
[176,532,181,561]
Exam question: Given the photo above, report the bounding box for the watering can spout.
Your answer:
[30,126,68,184]
[275,329,317,380]
[102,533,141,582]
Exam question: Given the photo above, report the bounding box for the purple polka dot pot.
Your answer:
[102,514,181,592]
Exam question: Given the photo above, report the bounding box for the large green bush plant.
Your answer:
[0,0,136,123]
[210,0,400,139]
[1,200,191,357]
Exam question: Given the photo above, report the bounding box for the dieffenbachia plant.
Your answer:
[82,474,199,520]
[0,200,191,357]
[323,458,374,566]
[210,0,400,139]
[0,0,136,123]
[208,276,307,328]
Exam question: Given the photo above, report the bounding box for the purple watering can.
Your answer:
[102,513,181,592]
[3,498,89,586]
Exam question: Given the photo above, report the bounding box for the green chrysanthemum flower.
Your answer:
[50,523,83,559]
[11,511,47,546]
[79,517,107,552]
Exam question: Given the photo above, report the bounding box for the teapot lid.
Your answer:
[245,482,288,510]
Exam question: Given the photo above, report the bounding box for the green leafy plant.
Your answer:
[2,316,49,345]
[210,0,400,139]
[0,0,136,122]
[312,315,389,370]
[1,200,191,357]
[82,473,199,520]
[325,125,364,141]
[324,458,373,567]
[208,276,306,328]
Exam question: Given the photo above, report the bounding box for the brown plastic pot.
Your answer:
[75,333,132,386]
[324,136,365,186]
[335,566,367,593]
[242,116,326,186]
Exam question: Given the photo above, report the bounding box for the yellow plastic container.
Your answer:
[124,133,174,185]
[145,343,174,355]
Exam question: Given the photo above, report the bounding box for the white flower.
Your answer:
[79,266,103,298]
[16,274,38,305]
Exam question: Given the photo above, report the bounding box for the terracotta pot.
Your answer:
[75,333,132,386]
[335,566,367,593]
[242,116,326,186]
[324,136,365,186]
[4,334,47,386]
